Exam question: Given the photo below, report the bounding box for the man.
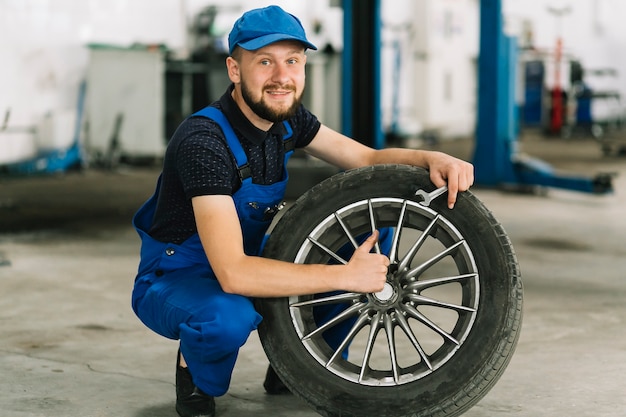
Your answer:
[131,5,474,417]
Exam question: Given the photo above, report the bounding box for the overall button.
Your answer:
[165,248,176,256]
[155,269,164,277]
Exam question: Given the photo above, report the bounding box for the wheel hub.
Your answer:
[373,282,395,302]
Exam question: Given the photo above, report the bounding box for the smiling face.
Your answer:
[227,41,307,127]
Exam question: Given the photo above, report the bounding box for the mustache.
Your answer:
[263,84,296,92]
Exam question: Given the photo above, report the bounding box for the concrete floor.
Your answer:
[1,132,625,417]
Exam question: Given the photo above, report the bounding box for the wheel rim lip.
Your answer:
[289,197,480,386]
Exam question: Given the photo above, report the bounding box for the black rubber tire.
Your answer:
[257,164,523,417]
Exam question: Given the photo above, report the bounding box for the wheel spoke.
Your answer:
[359,311,383,383]
[406,273,478,291]
[334,212,359,250]
[290,292,362,308]
[388,200,408,263]
[397,215,440,272]
[383,312,401,383]
[402,303,460,345]
[307,236,348,265]
[405,240,466,279]
[326,313,371,368]
[301,302,365,340]
[406,293,477,313]
[367,199,381,254]
[395,309,433,370]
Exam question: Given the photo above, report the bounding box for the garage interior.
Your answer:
[1,1,625,416]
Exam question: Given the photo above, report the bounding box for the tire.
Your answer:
[257,164,523,417]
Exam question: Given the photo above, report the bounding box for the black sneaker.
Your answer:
[176,352,215,417]
[263,365,291,395]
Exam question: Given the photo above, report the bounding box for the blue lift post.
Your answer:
[473,0,613,194]
[342,0,384,150]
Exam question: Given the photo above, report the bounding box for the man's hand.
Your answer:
[426,151,474,209]
[344,231,390,294]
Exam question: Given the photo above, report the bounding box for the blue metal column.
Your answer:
[342,0,383,149]
[473,0,516,186]
[473,0,613,194]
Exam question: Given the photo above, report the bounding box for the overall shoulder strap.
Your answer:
[192,106,251,183]
[282,120,295,155]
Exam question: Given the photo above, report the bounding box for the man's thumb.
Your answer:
[358,230,379,253]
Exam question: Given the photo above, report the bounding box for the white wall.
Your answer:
[0,0,334,162]
[0,0,334,127]
[0,0,186,125]
[0,0,193,162]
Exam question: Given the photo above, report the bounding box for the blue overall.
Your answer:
[131,107,294,396]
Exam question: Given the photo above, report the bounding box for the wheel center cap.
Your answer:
[374,283,395,302]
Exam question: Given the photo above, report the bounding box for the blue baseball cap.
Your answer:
[228,5,317,55]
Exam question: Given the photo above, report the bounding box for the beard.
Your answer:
[240,79,302,123]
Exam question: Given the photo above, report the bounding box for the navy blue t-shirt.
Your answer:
[149,85,321,244]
